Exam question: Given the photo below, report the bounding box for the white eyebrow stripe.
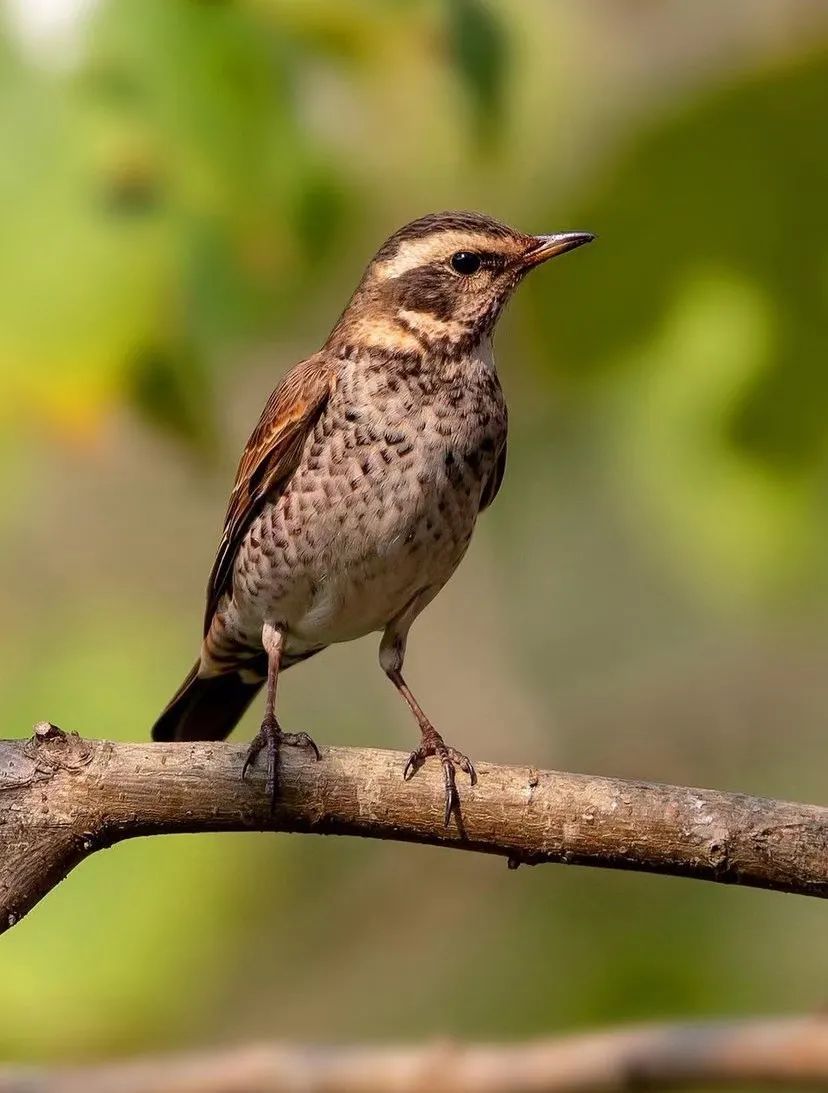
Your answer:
[375,232,498,280]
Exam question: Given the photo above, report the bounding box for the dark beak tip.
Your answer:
[541,230,596,248]
[524,230,596,265]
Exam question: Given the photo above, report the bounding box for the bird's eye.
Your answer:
[450,251,482,275]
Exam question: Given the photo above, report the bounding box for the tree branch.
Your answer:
[2,1017,827,1092]
[1,722,826,933]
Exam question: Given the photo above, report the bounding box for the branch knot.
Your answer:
[24,722,94,775]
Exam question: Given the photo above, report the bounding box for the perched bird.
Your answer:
[153,212,593,823]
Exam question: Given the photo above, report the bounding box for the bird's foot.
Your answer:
[403,724,477,826]
[242,717,320,808]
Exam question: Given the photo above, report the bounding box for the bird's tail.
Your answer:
[151,647,326,742]
[151,662,263,742]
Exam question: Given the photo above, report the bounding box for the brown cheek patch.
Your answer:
[392,266,459,320]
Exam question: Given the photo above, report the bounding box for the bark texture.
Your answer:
[1,722,826,935]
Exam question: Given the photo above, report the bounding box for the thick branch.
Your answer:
[0,722,826,933]
[2,1017,827,1092]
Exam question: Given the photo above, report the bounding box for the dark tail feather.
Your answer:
[151,662,262,742]
[151,647,326,742]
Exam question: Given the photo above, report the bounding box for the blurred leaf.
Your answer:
[259,0,391,63]
[528,49,828,600]
[291,164,349,260]
[444,0,507,147]
[128,343,216,453]
[0,0,351,450]
[607,271,813,602]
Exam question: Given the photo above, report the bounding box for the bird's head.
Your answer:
[329,211,593,356]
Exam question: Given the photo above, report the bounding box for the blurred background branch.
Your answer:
[1,722,826,936]
[2,1016,827,1092]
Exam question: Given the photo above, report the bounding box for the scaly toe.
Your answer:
[242,719,281,810]
[280,730,321,761]
[401,734,476,826]
[446,747,477,786]
[242,733,265,783]
[403,749,425,781]
[440,764,458,827]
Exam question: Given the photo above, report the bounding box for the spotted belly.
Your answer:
[206,348,505,670]
[243,485,474,652]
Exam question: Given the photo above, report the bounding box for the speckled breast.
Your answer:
[229,344,507,651]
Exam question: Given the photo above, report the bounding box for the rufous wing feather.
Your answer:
[204,354,336,633]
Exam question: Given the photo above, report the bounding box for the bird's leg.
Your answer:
[380,628,476,827]
[243,622,319,807]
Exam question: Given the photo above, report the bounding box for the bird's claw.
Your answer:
[243,718,320,809]
[280,730,321,762]
[403,728,476,827]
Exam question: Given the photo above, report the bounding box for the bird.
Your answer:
[152,211,593,824]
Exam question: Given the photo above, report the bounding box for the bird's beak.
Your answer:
[522,231,595,268]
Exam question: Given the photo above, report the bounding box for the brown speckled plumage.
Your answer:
[205,339,506,673]
[152,212,593,822]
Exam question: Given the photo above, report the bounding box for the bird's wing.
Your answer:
[204,353,337,634]
[479,437,507,512]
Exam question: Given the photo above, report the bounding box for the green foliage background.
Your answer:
[0,0,826,1077]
